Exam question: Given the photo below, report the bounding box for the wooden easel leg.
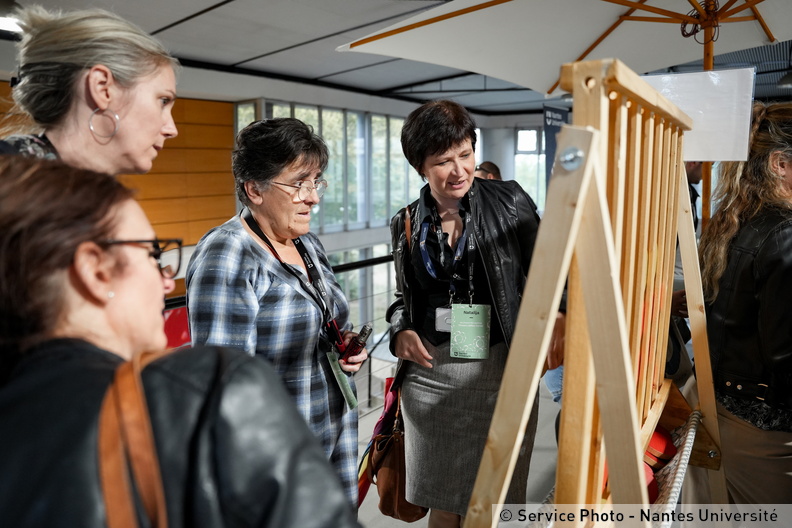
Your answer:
[463,126,598,528]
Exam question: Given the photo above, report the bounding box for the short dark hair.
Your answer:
[233,118,329,206]
[401,100,477,177]
[0,156,133,358]
[475,161,501,180]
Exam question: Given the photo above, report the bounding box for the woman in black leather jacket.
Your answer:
[699,101,792,503]
[0,156,359,528]
[386,100,564,527]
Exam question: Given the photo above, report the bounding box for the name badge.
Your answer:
[450,304,490,359]
[435,307,452,332]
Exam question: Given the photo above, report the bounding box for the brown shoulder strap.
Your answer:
[100,351,170,528]
[404,205,412,250]
[99,386,138,528]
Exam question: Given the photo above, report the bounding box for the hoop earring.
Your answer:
[88,107,120,139]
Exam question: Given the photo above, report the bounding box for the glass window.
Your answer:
[389,116,408,218]
[295,105,319,131]
[235,102,256,134]
[271,102,291,119]
[370,115,388,226]
[328,249,364,328]
[320,108,345,229]
[515,128,547,212]
[515,153,547,211]
[517,129,538,152]
[371,243,393,339]
[347,112,366,225]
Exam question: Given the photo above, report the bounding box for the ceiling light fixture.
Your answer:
[0,0,21,34]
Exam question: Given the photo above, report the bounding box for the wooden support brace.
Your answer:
[675,168,729,503]
[464,125,598,528]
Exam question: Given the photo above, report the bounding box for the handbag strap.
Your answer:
[404,205,412,250]
[99,351,170,528]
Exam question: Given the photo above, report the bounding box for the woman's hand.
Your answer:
[338,331,368,373]
[394,329,433,368]
[546,312,565,371]
[670,289,687,318]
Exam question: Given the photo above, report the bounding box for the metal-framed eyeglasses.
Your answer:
[271,179,328,200]
[98,238,183,279]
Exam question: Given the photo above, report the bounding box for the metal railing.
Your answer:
[165,254,398,415]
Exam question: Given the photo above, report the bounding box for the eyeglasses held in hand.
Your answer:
[271,179,328,200]
[99,238,183,279]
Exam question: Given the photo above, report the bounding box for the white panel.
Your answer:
[643,68,755,162]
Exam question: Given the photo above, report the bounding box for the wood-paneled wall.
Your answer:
[120,98,237,246]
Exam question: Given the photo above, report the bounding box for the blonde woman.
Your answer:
[0,6,178,175]
[699,101,792,503]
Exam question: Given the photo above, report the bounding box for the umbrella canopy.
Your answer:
[339,0,792,96]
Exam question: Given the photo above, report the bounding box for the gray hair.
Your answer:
[10,6,179,130]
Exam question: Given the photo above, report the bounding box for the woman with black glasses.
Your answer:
[186,118,367,508]
[0,156,360,527]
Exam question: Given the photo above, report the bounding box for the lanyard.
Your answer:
[242,208,332,324]
[419,211,475,304]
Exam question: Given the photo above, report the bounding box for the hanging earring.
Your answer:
[88,108,120,139]
[107,291,115,299]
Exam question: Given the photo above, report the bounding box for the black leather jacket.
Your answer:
[0,339,360,528]
[707,207,792,409]
[387,179,544,350]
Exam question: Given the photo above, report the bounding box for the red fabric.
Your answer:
[163,307,190,349]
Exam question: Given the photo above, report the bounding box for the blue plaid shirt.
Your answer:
[185,216,358,506]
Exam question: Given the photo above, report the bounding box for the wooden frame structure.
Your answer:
[464,59,726,528]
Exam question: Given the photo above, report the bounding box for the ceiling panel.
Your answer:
[154,0,438,65]
[17,0,220,33]
[242,33,399,81]
[6,0,792,115]
[322,59,465,92]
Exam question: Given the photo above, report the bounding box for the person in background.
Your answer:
[699,101,792,503]
[474,160,502,180]
[666,160,703,384]
[387,100,564,527]
[0,156,359,528]
[0,6,178,175]
[186,118,367,508]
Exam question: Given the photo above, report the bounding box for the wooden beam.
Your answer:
[463,125,597,528]
[749,4,777,42]
[720,0,765,19]
[601,0,699,24]
[547,0,648,93]
[349,0,512,48]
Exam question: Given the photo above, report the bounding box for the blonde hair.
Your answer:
[699,101,792,301]
[6,6,178,133]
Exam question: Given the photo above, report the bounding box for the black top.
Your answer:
[0,338,360,527]
[410,191,503,347]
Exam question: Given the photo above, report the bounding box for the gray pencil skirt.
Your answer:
[401,337,539,516]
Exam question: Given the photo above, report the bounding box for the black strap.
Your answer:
[242,208,332,324]
[421,206,477,305]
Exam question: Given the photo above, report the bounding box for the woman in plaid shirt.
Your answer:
[186,118,368,508]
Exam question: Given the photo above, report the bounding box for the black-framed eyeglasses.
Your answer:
[271,179,328,200]
[99,238,183,279]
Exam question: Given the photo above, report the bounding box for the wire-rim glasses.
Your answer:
[99,238,183,279]
[271,179,328,200]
